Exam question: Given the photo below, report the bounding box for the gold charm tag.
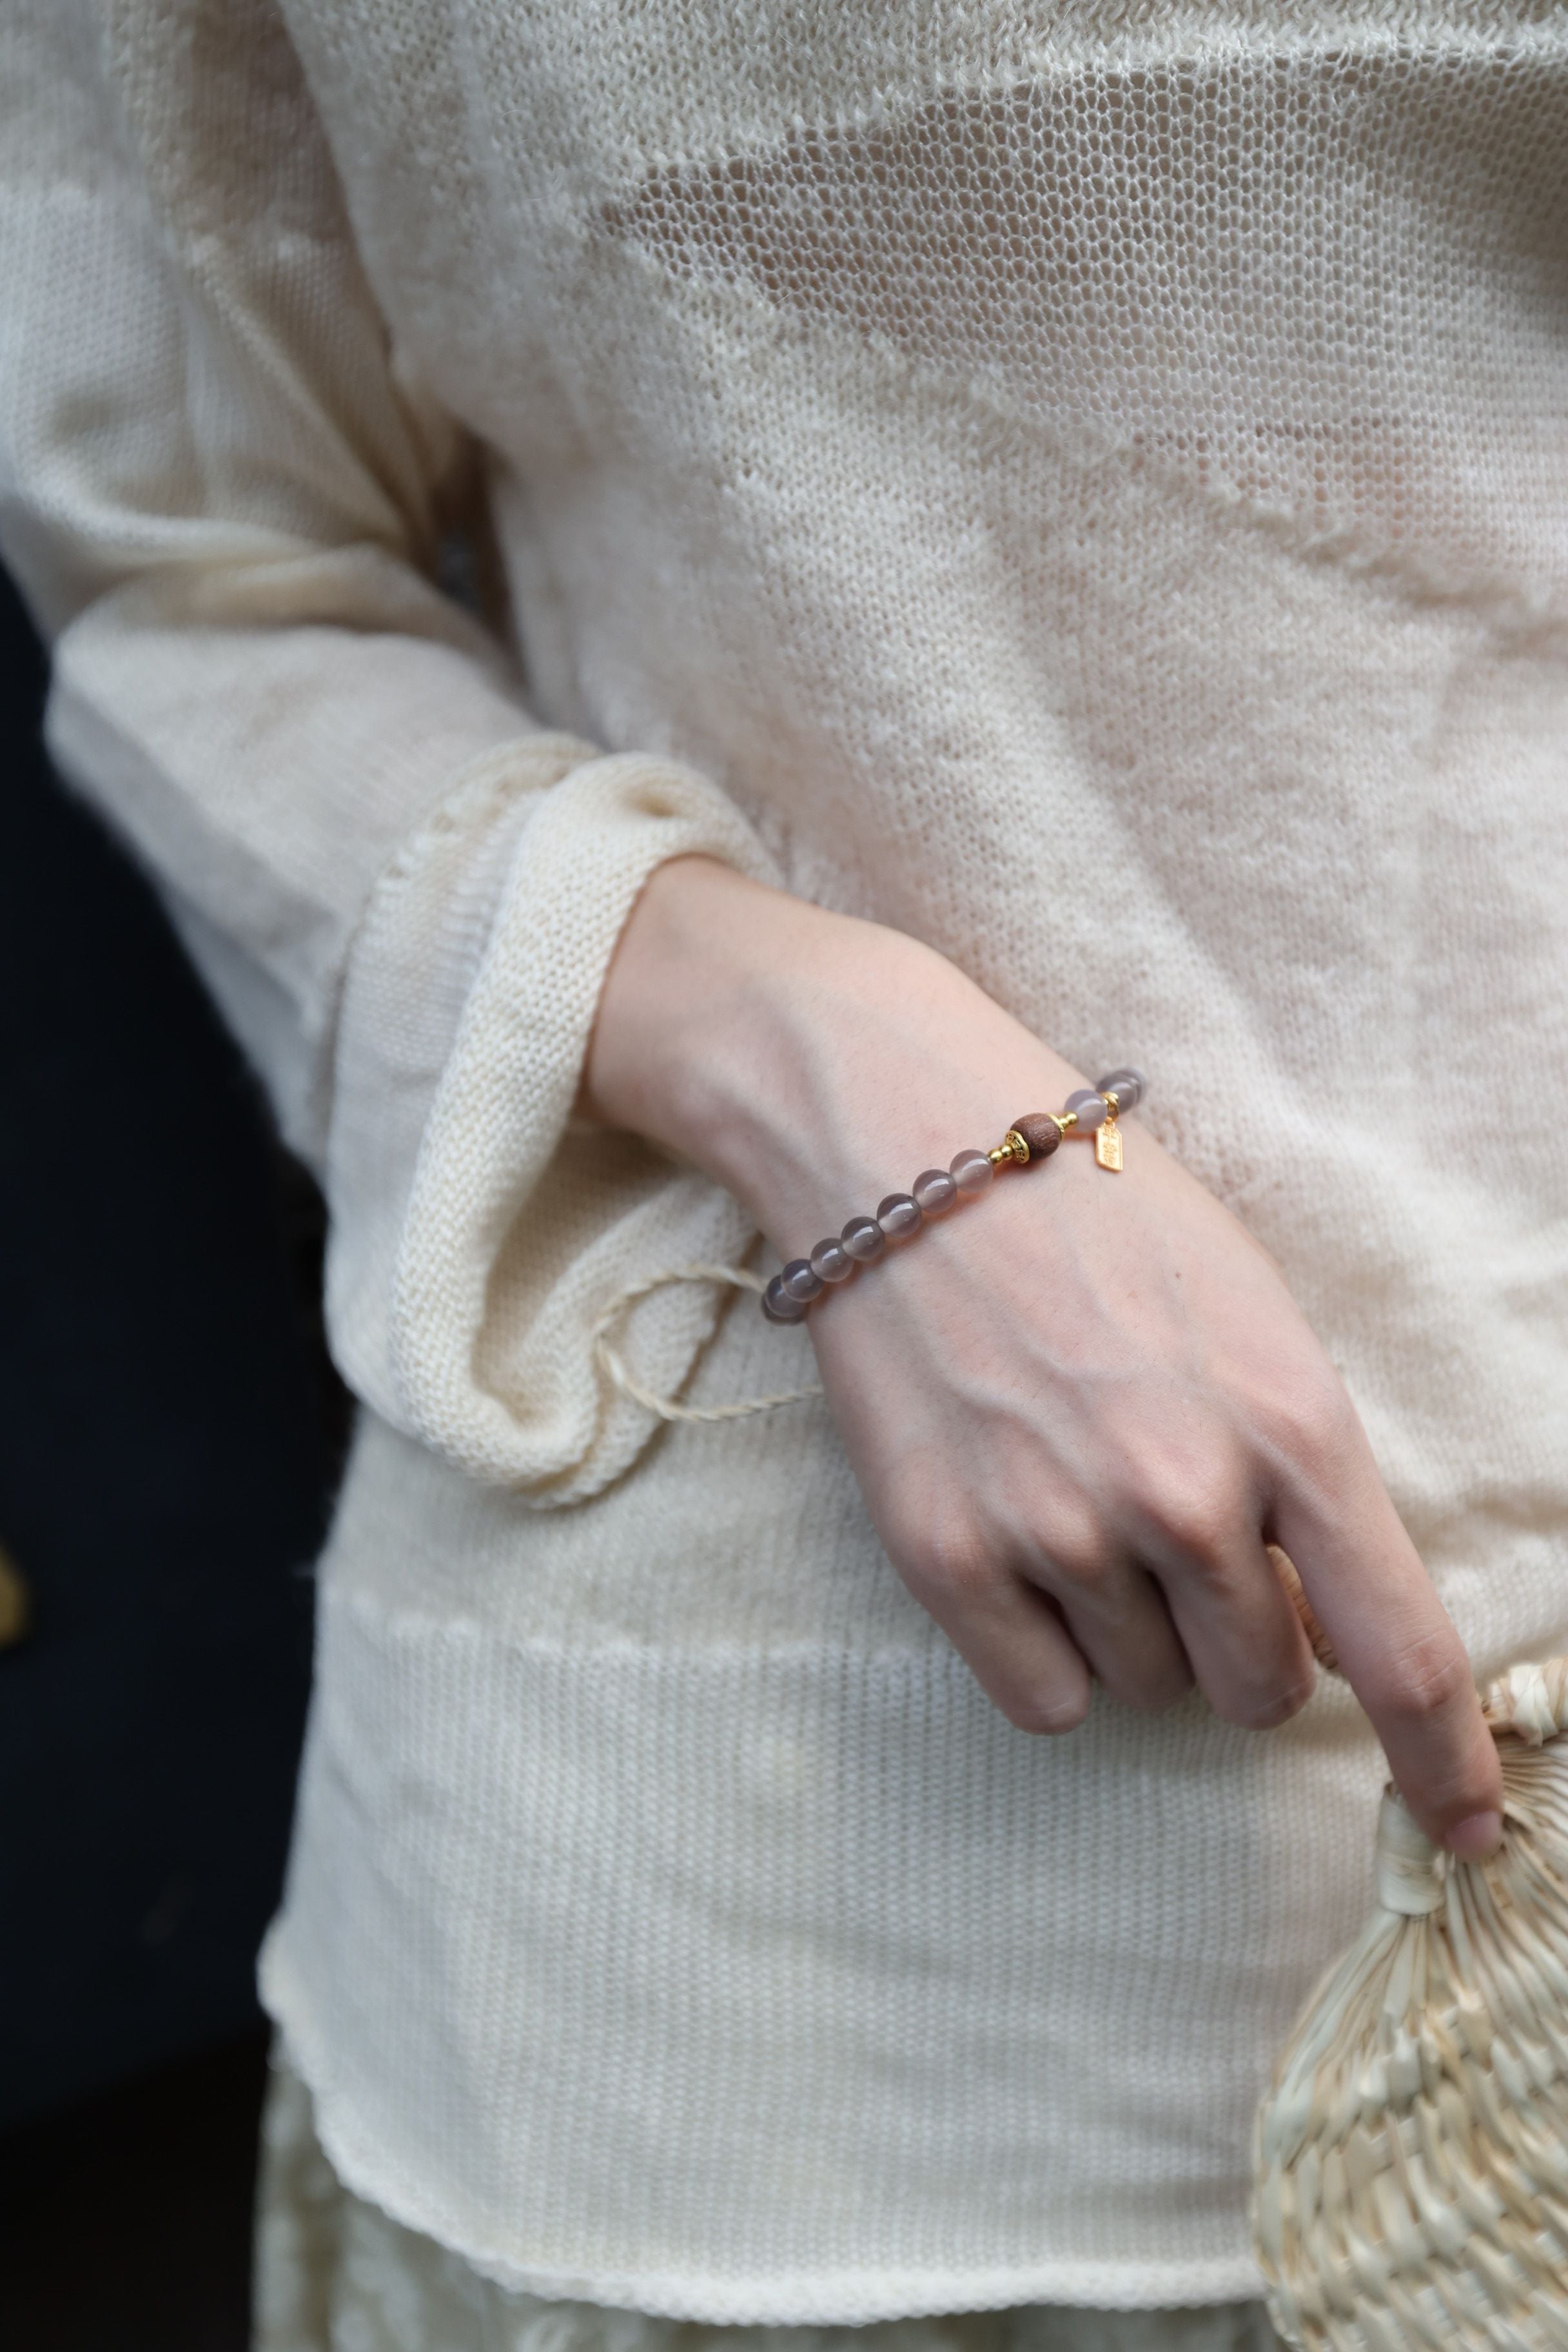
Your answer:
[1095,1115,1124,1172]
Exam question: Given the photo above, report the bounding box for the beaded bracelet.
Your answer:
[760,1067,1146,1325]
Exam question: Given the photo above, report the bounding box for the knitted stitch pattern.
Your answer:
[3,0,1567,2322]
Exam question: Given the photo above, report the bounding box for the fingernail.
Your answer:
[1446,1808,1502,1861]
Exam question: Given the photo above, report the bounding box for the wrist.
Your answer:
[583,856,1088,1244]
[582,856,833,1180]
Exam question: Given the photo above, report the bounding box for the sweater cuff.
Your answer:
[324,739,782,1501]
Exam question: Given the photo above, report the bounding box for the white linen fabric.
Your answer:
[3,0,1568,2324]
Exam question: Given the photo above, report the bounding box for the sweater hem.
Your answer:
[260,1929,1268,2327]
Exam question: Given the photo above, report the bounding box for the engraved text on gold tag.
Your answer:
[1095,1118,1124,1171]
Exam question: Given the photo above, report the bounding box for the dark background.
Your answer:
[0,560,342,2349]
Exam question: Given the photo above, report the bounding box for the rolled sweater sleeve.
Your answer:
[0,0,778,1501]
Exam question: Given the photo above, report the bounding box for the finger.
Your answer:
[917,1569,1095,1736]
[1113,1458,1317,1728]
[1269,1464,1502,1856]
[1025,1534,1195,1712]
[1150,1529,1318,1729]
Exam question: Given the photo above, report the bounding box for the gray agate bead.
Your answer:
[1095,1066,1146,1111]
[762,1273,807,1323]
[877,1193,922,1240]
[912,1167,957,1217]
[1064,1086,1108,1130]
[809,1236,855,1284]
[841,1216,887,1263]
[780,1257,824,1304]
[949,1148,993,1196]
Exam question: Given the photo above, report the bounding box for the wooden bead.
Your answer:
[1009,1112,1063,1162]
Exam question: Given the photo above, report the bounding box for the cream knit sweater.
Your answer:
[4,0,1567,2323]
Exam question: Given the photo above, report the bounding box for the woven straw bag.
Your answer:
[1254,1554,1568,2350]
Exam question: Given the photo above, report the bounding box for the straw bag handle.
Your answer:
[1267,1545,1340,1674]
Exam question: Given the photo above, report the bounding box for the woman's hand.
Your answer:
[584,856,1504,1857]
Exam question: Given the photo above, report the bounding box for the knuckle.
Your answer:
[1001,1682,1090,1737]
[1037,1504,1116,1594]
[899,1516,1001,1607]
[1224,1676,1316,1732]
[1128,1458,1250,1567]
[1254,1373,1358,1481]
[1362,1628,1472,1729]
[1046,1538,1116,1598]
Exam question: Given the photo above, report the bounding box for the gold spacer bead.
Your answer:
[1004,1128,1030,1165]
[1054,1110,1079,1135]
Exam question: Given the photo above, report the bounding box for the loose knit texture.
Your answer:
[4,0,1568,2324]
[255,2061,1284,2352]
